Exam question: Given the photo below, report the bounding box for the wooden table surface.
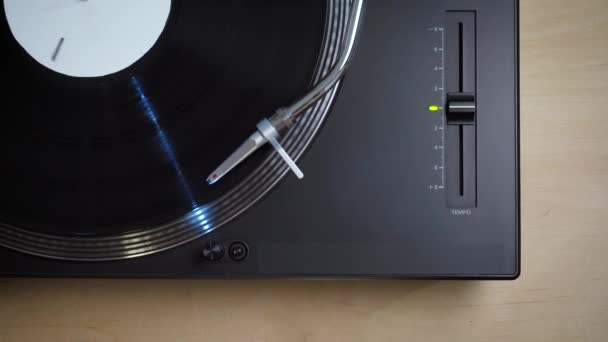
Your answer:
[1,0,607,341]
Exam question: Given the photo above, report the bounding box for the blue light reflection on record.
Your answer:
[131,77,212,231]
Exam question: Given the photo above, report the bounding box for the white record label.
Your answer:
[3,0,171,78]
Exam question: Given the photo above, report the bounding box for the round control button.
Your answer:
[228,242,249,262]
[202,241,225,262]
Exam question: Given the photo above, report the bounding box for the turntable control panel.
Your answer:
[429,11,478,210]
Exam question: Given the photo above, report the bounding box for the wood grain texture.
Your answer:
[1,0,607,341]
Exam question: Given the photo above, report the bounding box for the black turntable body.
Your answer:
[0,0,519,278]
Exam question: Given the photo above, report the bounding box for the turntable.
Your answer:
[0,0,519,278]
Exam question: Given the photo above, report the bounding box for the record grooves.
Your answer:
[0,0,352,260]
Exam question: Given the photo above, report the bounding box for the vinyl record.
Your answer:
[0,0,351,260]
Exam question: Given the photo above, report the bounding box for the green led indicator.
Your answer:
[428,105,440,112]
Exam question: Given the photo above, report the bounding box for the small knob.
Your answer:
[202,241,225,262]
[228,242,249,262]
[446,92,476,125]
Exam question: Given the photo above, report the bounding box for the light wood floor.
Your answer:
[1,0,607,341]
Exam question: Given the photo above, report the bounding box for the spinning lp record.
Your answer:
[0,0,356,260]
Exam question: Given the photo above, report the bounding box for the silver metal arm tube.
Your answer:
[207,0,364,185]
[270,0,364,132]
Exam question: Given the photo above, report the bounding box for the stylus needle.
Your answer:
[206,119,304,185]
[206,0,364,185]
[206,130,267,185]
